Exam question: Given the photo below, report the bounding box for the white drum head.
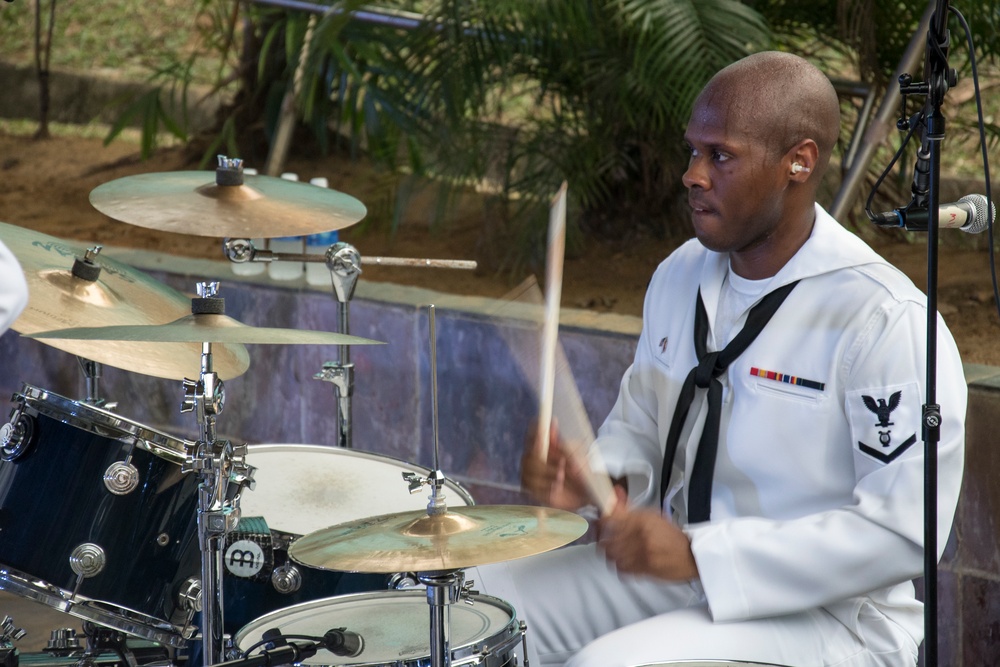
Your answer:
[239,444,473,537]
[233,590,515,666]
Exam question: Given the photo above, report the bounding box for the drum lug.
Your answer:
[176,576,203,614]
[224,638,244,661]
[69,543,106,579]
[45,628,82,653]
[271,563,302,595]
[169,576,202,638]
[0,616,26,646]
[103,461,140,495]
[1,409,36,462]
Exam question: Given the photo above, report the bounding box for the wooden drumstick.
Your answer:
[490,276,617,515]
[534,184,615,516]
[536,182,567,462]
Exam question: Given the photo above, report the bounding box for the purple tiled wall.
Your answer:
[1,269,997,663]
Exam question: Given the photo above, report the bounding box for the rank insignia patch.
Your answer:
[849,384,919,464]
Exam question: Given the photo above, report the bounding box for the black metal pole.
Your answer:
[920,2,952,665]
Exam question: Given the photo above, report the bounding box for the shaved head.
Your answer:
[694,51,841,175]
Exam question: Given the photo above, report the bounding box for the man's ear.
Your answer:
[786,139,819,182]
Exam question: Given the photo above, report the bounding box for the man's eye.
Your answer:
[712,151,729,162]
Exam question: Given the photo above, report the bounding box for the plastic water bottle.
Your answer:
[230,167,267,276]
[305,177,339,286]
[267,172,306,280]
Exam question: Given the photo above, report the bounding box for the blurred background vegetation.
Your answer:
[0,0,997,271]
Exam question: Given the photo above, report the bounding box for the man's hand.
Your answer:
[520,421,591,511]
[598,487,699,581]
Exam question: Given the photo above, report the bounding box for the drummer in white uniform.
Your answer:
[0,238,28,334]
[475,51,966,667]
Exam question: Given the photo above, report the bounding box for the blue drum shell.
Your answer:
[0,410,201,624]
[223,548,388,635]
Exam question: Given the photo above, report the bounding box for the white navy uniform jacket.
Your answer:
[0,239,28,335]
[593,205,966,639]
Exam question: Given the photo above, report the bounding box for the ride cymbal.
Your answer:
[0,222,250,380]
[289,505,589,573]
[89,171,367,239]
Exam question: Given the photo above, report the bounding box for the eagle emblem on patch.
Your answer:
[855,388,917,463]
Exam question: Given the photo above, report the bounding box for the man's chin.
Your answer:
[692,225,731,254]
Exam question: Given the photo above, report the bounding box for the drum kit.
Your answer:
[0,156,590,667]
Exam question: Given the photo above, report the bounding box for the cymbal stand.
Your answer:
[314,242,362,449]
[401,304,478,667]
[78,357,106,405]
[223,234,477,451]
[179,282,255,667]
[69,246,116,409]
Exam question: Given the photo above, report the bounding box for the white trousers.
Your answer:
[471,544,918,667]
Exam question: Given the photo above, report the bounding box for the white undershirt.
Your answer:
[714,265,771,347]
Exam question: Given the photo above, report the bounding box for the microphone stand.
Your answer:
[897,2,953,664]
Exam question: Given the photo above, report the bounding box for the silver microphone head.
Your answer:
[959,194,996,234]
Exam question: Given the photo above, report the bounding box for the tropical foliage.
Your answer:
[218,0,770,269]
[85,0,1000,267]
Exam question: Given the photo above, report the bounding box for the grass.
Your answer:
[0,0,996,185]
[0,0,227,84]
[0,117,182,148]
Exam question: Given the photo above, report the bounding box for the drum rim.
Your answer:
[0,565,191,648]
[233,589,518,664]
[15,384,191,464]
[244,443,475,507]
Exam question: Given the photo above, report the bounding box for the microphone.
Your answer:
[209,641,321,667]
[209,628,364,667]
[323,628,364,657]
[870,194,995,234]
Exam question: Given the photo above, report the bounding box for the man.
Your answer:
[0,238,27,334]
[475,51,965,666]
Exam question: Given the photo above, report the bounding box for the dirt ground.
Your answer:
[3,130,1000,367]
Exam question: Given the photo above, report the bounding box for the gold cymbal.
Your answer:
[288,505,589,573]
[89,171,367,238]
[1,222,250,381]
[25,312,385,346]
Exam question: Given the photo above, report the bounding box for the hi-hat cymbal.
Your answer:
[1,222,250,380]
[89,171,367,238]
[289,505,589,573]
[25,312,384,346]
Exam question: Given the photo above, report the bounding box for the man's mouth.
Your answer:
[689,200,714,216]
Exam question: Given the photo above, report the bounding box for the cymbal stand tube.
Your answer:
[401,305,449,513]
[78,358,104,406]
[180,286,243,666]
[316,243,361,449]
[427,304,447,514]
[418,571,462,667]
[429,304,440,472]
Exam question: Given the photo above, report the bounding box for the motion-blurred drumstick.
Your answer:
[537,182,567,462]
[489,277,616,516]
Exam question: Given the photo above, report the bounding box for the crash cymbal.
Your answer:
[25,312,385,346]
[90,171,367,238]
[0,222,250,380]
[289,505,589,573]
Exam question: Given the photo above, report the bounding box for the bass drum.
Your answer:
[233,590,522,667]
[223,444,474,633]
[0,384,202,647]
